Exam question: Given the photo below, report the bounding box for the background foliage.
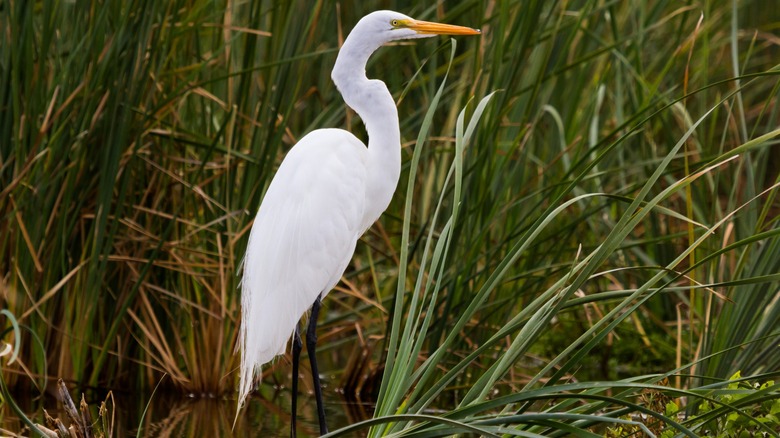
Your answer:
[1,0,779,436]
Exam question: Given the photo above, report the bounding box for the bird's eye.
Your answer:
[391,19,399,27]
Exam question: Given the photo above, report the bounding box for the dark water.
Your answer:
[4,386,373,437]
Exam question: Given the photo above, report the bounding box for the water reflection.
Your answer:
[233,389,370,437]
[4,335,381,435]
[4,387,373,437]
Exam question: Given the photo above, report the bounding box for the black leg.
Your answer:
[291,324,303,438]
[307,294,328,435]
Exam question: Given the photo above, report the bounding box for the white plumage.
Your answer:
[236,10,480,431]
[238,129,368,404]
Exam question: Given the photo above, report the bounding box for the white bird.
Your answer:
[237,10,479,436]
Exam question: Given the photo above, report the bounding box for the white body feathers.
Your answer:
[238,129,372,404]
[237,9,479,410]
[237,11,407,408]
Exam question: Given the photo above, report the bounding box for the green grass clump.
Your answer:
[679,372,780,437]
[1,0,779,436]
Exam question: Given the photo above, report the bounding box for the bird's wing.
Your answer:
[238,128,367,405]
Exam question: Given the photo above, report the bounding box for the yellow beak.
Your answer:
[407,19,481,36]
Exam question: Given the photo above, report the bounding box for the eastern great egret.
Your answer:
[237,10,480,435]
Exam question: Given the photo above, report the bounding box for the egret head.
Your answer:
[355,10,480,44]
[332,10,479,101]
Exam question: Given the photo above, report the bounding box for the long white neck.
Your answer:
[332,34,401,230]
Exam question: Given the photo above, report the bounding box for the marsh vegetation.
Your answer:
[1,0,779,436]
